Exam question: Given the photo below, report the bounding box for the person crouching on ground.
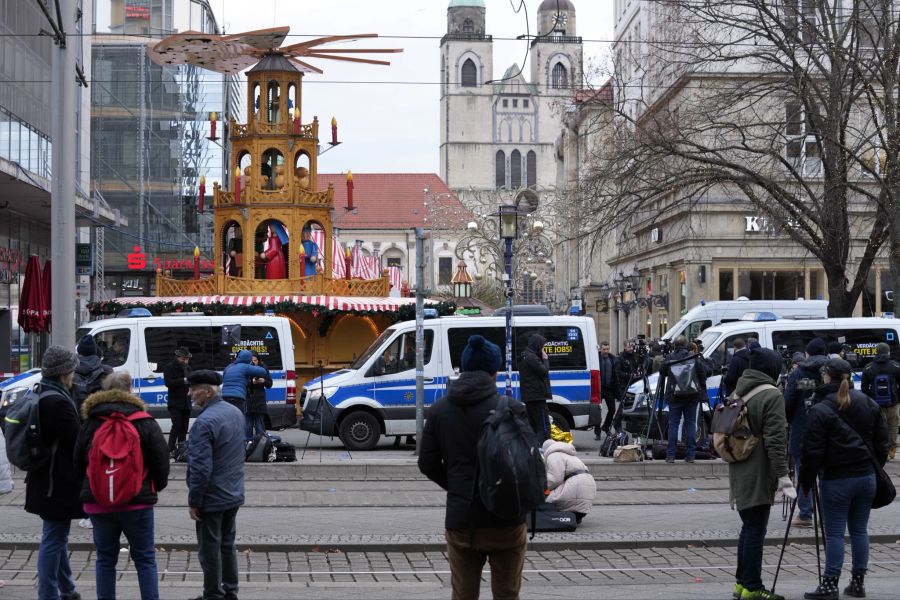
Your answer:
[186,369,246,600]
[418,335,527,600]
[73,371,169,600]
[541,439,596,524]
[729,347,794,600]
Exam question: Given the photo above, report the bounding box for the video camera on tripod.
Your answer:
[633,334,650,362]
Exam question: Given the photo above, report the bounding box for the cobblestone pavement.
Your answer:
[1,543,899,599]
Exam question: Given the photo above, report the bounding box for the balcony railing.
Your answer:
[229,117,318,140]
[155,269,390,298]
[212,182,333,208]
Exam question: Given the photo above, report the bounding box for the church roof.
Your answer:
[448,0,486,8]
[492,64,538,96]
[318,173,473,230]
[539,0,575,11]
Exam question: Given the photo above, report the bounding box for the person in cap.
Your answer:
[782,336,829,528]
[418,335,527,599]
[728,347,794,600]
[164,346,193,456]
[860,342,900,460]
[72,333,112,414]
[25,346,84,600]
[185,369,245,600]
[800,358,889,600]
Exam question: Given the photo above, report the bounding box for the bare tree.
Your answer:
[578,0,892,316]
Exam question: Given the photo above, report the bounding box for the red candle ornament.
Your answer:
[344,246,352,280]
[193,246,201,280]
[234,166,241,204]
[331,116,338,144]
[198,175,206,213]
[346,170,354,210]
[293,108,300,135]
[209,112,218,140]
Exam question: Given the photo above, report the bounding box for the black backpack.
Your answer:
[73,368,108,410]
[599,431,631,458]
[476,395,547,520]
[669,356,702,397]
[3,384,57,471]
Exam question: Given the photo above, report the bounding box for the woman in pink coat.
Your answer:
[542,439,596,523]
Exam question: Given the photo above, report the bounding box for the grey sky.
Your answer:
[219,0,613,174]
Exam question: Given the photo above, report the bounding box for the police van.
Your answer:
[661,298,829,341]
[0,311,298,430]
[621,316,900,438]
[300,312,602,450]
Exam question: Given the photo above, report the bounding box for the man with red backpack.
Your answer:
[73,371,170,600]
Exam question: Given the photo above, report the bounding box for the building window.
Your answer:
[551,63,568,89]
[513,99,518,108]
[786,101,821,175]
[438,257,453,285]
[461,59,477,87]
[386,257,402,269]
[526,150,537,188]
[738,270,805,300]
[784,0,817,43]
[463,18,474,34]
[502,99,508,108]
[678,271,687,315]
[510,149,522,188]
[523,99,529,108]
[719,269,734,300]
[496,150,506,189]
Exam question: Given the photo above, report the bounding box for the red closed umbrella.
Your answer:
[41,259,52,332]
[18,256,44,333]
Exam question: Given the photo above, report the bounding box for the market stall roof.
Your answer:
[112,295,429,313]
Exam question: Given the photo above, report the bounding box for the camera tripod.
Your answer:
[773,482,827,594]
[301,361,353,463]
[612,358,665,456]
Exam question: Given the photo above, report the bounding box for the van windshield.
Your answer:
[661,319,688,340]
[350,327,396,370]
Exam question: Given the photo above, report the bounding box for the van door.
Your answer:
[369,328,439,433]
[139,319,213,416]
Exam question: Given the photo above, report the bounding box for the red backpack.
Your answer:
[87,411,151,507]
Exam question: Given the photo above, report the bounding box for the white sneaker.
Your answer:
[78,518,93,529]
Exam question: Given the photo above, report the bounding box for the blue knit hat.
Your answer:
[461,335,502,375]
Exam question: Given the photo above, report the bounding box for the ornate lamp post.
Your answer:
[498,202,518,397]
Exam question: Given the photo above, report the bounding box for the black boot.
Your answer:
[804,576,839,600]
[844,572,865,598]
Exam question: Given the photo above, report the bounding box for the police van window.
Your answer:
[686,320,712,339]
[772,329,835,357]
[833,328,900,367]
[216,326,283,370]
[95,329,132,368]
[709,332,759,371]
[448,327,507,370]
[144,327,214,371]
[378,330,434,375]
[514,326,587,371]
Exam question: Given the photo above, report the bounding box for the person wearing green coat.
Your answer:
[729,347,796,600]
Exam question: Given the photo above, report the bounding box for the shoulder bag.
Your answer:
[832,406,896,509]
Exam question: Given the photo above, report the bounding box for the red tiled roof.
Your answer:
[319,173,472,230]
[574,80,613,104]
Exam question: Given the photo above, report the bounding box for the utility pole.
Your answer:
[51,0,77,348]
[414,227,426,456]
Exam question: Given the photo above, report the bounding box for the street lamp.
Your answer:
[628,267,642,292]
[498,202,519,397]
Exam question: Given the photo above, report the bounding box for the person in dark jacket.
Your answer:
[783,337,828,528]
[245,351,272,441]
[163,346,193,455]
[418,335,527,600]
[186,369,246,600]
[73,372,169,600]
[25,346,84,600]
[723,337,749,397]
[658,335,709,463]
[220,349,268,412]
[617,340,639,393]
[518,334,552,443]
[593,341,620,439]
[860,343,900,460]
[73,334,112,414]
[800,358,889,600]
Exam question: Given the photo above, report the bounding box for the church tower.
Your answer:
[530,0,582,93]
[439,0,494,189]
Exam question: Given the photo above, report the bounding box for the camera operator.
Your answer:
[782,337,828,528]
[658,335,709,463]
[617,340,639,397]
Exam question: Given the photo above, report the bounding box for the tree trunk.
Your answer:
[890,233,900,315]
[824,267,854,318]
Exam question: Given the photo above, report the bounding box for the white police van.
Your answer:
[0,311,298,430]
[662,298,829,341]
[621,315,900,438]
[300,311,602,450]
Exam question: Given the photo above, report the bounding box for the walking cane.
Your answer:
[772,496,797,593]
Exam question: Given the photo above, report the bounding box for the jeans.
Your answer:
[196,506,240,600]
[596,385,618,434]
[525,401,549,444]
[794,460,813,520]
[222,396,245,413]
[91,508,158,600]
[445,524,527,600]
[882,404,899,451]
[245,412,266,441]
[667,401,698,459]
[736,504,770,591]
[820,473,877,578]
[37,519,77,600]
[168,407,190,454]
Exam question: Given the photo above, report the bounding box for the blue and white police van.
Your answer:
[0,311,298,430]
[300,312,602,450]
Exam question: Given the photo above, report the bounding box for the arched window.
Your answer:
[461,59,477,87]
[527,151,537,188]
[510,150,522,188]
[551,63,568,89]
[495,150,506,189]
[463,18,474,34]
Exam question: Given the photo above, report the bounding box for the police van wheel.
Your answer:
[338,411,380,451]
[548,409,571,432]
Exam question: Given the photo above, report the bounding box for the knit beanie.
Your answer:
[805,337,827,356]
[76,334,98,357]
[460,334,502,375]
[41,345,79,378]
[749,347,782,382]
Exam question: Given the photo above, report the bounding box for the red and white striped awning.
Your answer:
[114,295,423,313]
